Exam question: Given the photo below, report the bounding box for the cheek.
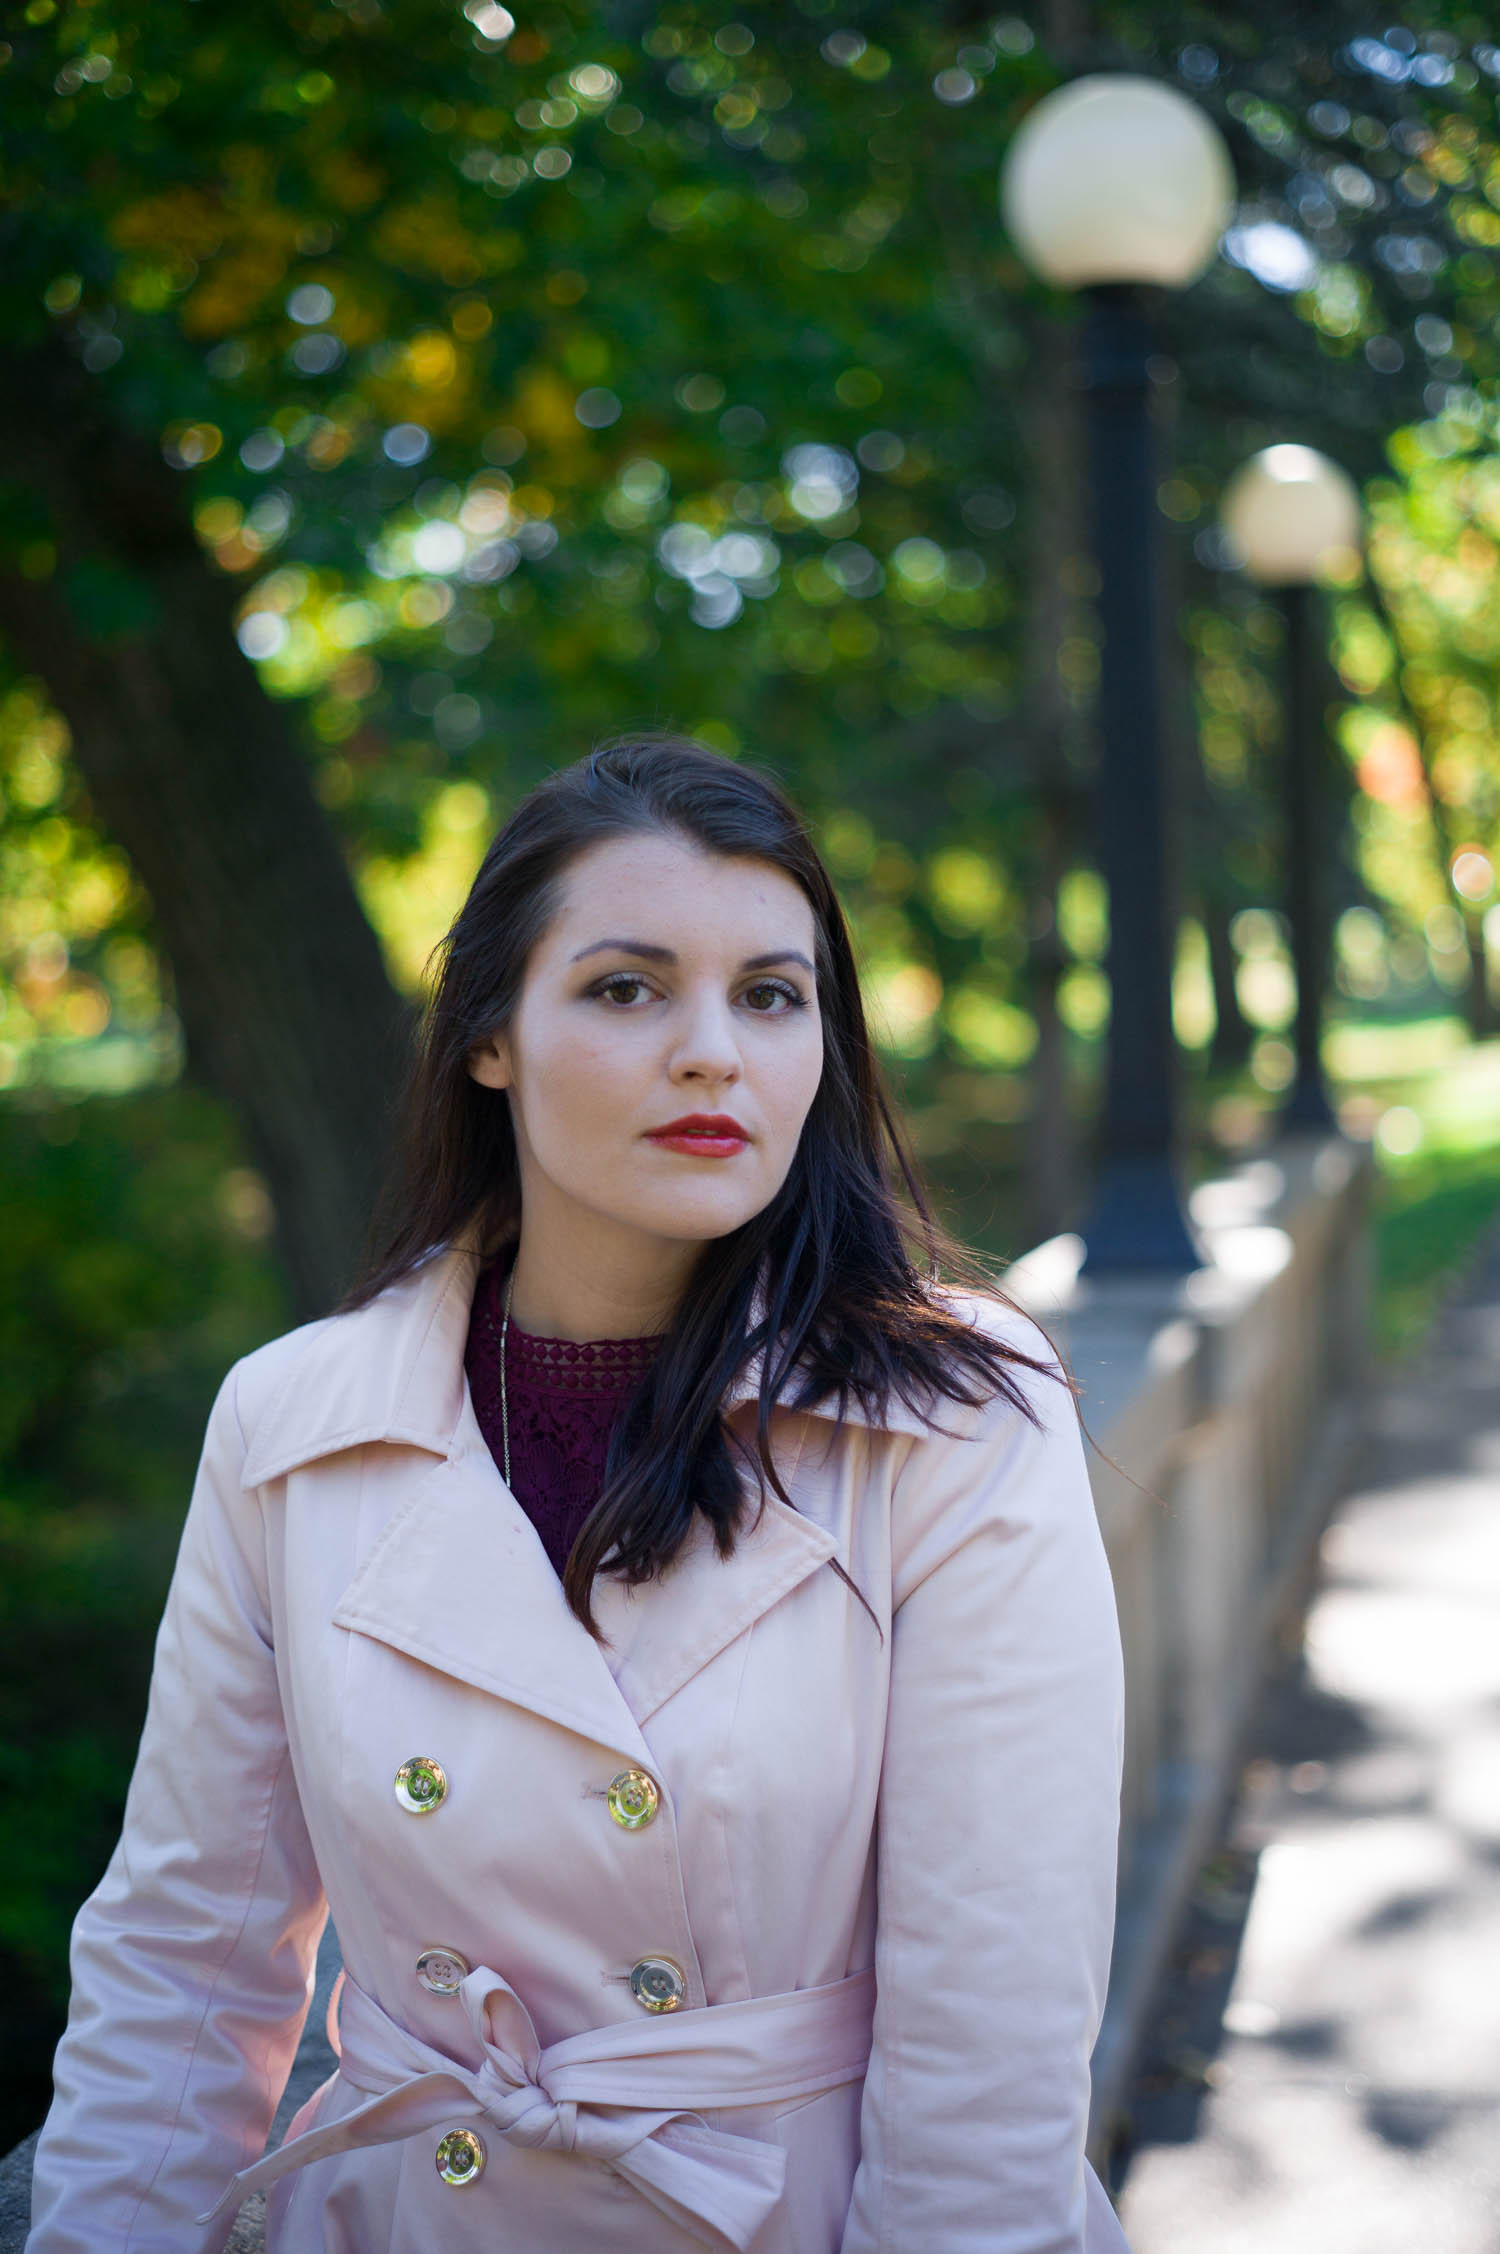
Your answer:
[512,1019,645,1143]
[757,1024,825,1150]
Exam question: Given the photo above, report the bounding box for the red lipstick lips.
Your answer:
[645,1113,749,1157]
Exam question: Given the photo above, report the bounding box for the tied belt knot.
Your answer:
[203,1960,876,2253]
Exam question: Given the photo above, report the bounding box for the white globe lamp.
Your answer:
[1000,74,1235,290]
[1219,444,1363,586]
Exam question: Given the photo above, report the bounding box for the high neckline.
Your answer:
[481,1261,662,1395]
[504,1324,661,1393]
[464,1260,663,1574]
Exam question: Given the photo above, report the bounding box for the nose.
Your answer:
[668,985,742,1087]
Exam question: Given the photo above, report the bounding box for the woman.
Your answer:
[28,734,1128,2253]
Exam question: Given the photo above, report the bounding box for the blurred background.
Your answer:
[4,0,1500,2213]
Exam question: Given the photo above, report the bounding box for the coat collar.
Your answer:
[240,1241,938,1492]
[241,1244,935,1746]
[241,1244,481,1488]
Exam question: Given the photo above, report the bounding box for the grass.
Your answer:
[1327,1016,1500,1357]
[1374,1142,1500,1355]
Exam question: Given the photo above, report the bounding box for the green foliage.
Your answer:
[0,0,1068,1093]
[7,1,1500,1077]
[2,0,1043,804]
[0,1082,284,2143]
[1375,1135,1500,1351]
[0,681,173,1088]
[1323,1015,1500,1347]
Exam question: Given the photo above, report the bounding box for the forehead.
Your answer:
[542,832,816,949]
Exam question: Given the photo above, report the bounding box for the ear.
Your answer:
[467,1032,511,1090]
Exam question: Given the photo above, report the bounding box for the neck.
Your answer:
[503,1221,697,1342]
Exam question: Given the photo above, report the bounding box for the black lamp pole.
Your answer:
[1277,582,1338,1130]
[1076,284,1201,1272]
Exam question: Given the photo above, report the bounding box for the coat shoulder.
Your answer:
[785,1290,1068,1452]
[924,1286,1071,1429]
[885,1294,1090,1608]
[937,1283,1063,1359]
[230,1253,472,1488]
[229,1310,346,1438]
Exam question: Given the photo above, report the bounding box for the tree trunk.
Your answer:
[0,346,411,1317]
[1204,894,1254,1073]
[1465,917,1496,1039]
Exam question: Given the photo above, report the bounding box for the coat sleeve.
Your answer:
[27,1358,327,2254]
[840,1314,1128,2254]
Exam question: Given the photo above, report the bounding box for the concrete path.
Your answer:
[1114,1229,1500,2253]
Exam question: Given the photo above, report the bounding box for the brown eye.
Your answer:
[594,975,650,1006]
[742,980,805,1013]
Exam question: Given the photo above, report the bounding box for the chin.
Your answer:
[609,1181,769,1246]
[654,1202,763,1244]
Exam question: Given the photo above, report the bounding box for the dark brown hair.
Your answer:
[345,733,1065,1632]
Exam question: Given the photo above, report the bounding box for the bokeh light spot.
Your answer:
[1451,849,1493,902]
[1376,1105,1424,1157]
[575,387,622,428]
[287,283,335,325]
[383,423,433,465]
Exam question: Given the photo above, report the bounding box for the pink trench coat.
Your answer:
[28,1246,1130,2254]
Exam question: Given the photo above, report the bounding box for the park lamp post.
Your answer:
[1220,444,1363,1131]
[1001,77,1235,1273]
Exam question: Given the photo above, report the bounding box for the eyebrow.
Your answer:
[570,938,815,975]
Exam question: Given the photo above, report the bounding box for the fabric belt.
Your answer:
[202,1960,876,2252]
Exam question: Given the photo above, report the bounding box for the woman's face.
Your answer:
[468,830,825,1259]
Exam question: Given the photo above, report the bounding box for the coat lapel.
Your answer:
[590,1435,837,1726]
[330,1419,656,1765]
[242,1243,914,1746]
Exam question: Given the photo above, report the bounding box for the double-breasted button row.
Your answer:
[419,1944,685,2016]
[396,1752,683,2050]
[396,1756,663,1830]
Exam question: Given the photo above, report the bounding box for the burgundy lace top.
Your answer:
[464,1260,662,1580]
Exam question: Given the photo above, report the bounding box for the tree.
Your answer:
[0,340,409,1312]
[7,0,1500,1299]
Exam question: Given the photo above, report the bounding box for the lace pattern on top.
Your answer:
[498,1324,662,1392]
[464,1261,662,1579]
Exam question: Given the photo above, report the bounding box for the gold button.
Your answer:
[629,1955,686,2013]
[435,2128,485,2186]
[394,1756,447,1815]
[416,1945,470,1995]
[607,1768,660,1830]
